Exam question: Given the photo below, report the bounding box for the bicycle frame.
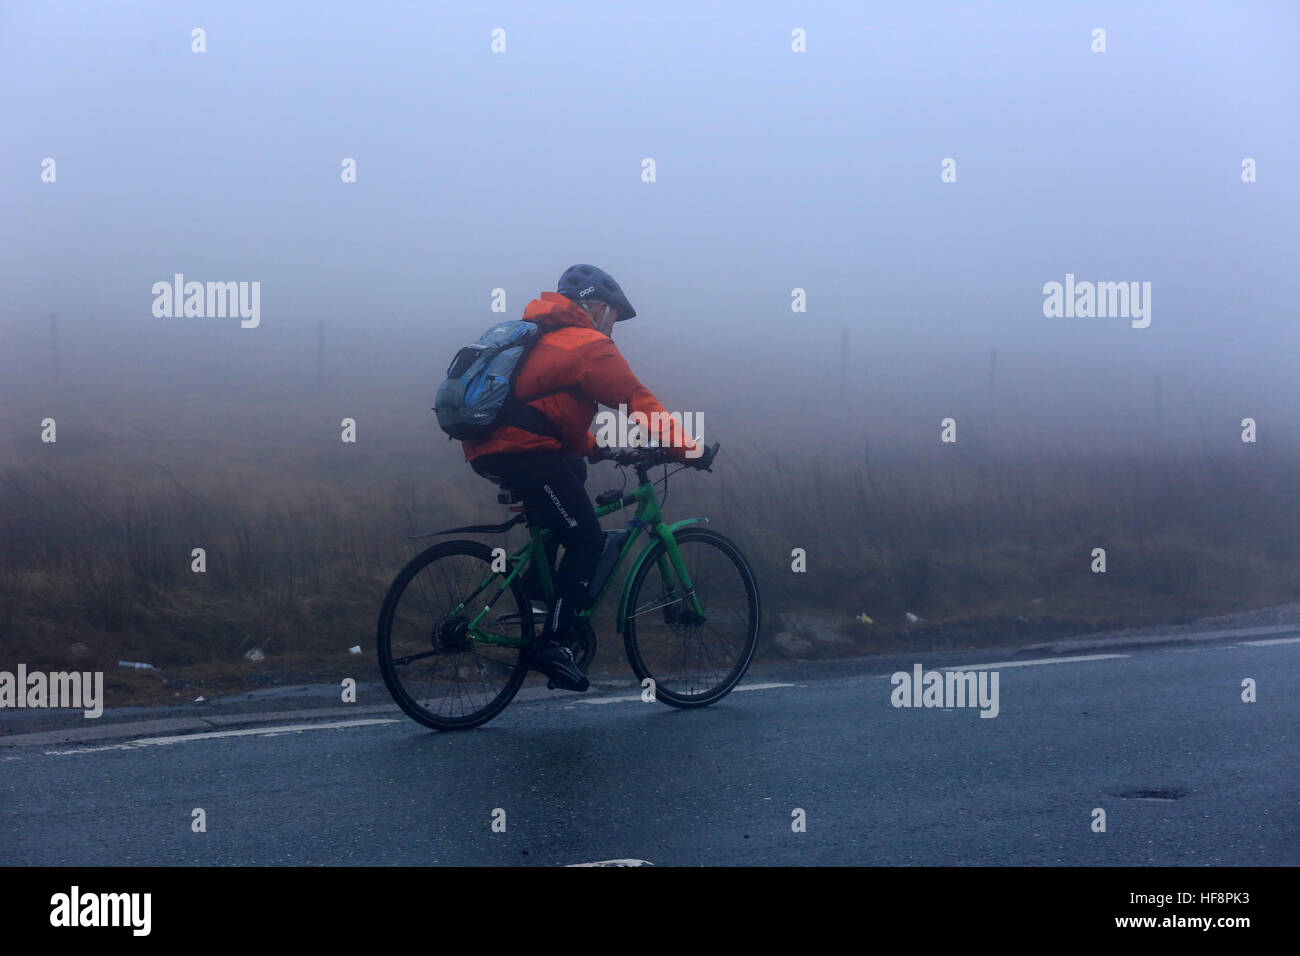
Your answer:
[460,477,707,648]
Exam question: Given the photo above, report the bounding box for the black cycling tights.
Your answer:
[470,451,604,612]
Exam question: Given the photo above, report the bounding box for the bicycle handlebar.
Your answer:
[590,442,720,472]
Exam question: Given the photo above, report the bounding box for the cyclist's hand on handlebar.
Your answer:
[589,442,720,470]
[687,442,719,471]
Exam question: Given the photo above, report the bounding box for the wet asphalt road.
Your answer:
[1,637,1296,866]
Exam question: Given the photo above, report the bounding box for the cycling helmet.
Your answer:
[557,264,636,321]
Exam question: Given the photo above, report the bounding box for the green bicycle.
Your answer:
[376,444,761,730]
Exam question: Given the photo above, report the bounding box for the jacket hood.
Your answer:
[522,292,594,331]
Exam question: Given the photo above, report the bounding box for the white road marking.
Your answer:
[1238,636,1300,647]
[43,718,399,755]
[575,682,795,705]
[578,697,645,705]
[875,654,1128,676]
[575,695,648,706]
[566,859,654,867]
[939,654,1129,670]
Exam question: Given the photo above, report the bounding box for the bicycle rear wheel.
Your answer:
[623,527,760,707]
[377,540,532,730]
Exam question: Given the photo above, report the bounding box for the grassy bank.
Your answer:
[2,379,1297,705]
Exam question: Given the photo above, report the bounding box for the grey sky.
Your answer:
[3,1,1297,441]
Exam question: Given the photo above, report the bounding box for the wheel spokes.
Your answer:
[384,551,527,722]
[630,537,754,698]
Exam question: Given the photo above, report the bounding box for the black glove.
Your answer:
[690,442,719,471]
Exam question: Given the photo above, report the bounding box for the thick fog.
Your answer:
[3,1,1298,449]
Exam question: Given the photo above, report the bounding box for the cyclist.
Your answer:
[462,264,711,691]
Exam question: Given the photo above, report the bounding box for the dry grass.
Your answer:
[3,374,1298,704]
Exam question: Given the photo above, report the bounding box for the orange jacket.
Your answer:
[462,292,698,462]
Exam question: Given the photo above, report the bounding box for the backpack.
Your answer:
[434,319,562,441]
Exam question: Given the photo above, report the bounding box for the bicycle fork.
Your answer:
[657,531,707,623]
[616,521,708,632]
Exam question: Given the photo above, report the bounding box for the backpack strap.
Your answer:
[501,363,583,441]
[518,384,580,403]
[497,395,563,440]
[497,326,580,441]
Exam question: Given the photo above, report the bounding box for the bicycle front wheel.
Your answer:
[623,527,761,708]
[377,540,532,730]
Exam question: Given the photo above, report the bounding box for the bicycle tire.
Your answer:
[623,527,761,708]
[377,539,532,730]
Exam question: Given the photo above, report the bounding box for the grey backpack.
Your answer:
[434,320,561,441]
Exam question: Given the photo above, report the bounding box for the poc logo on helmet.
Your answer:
[580,285,596,297]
